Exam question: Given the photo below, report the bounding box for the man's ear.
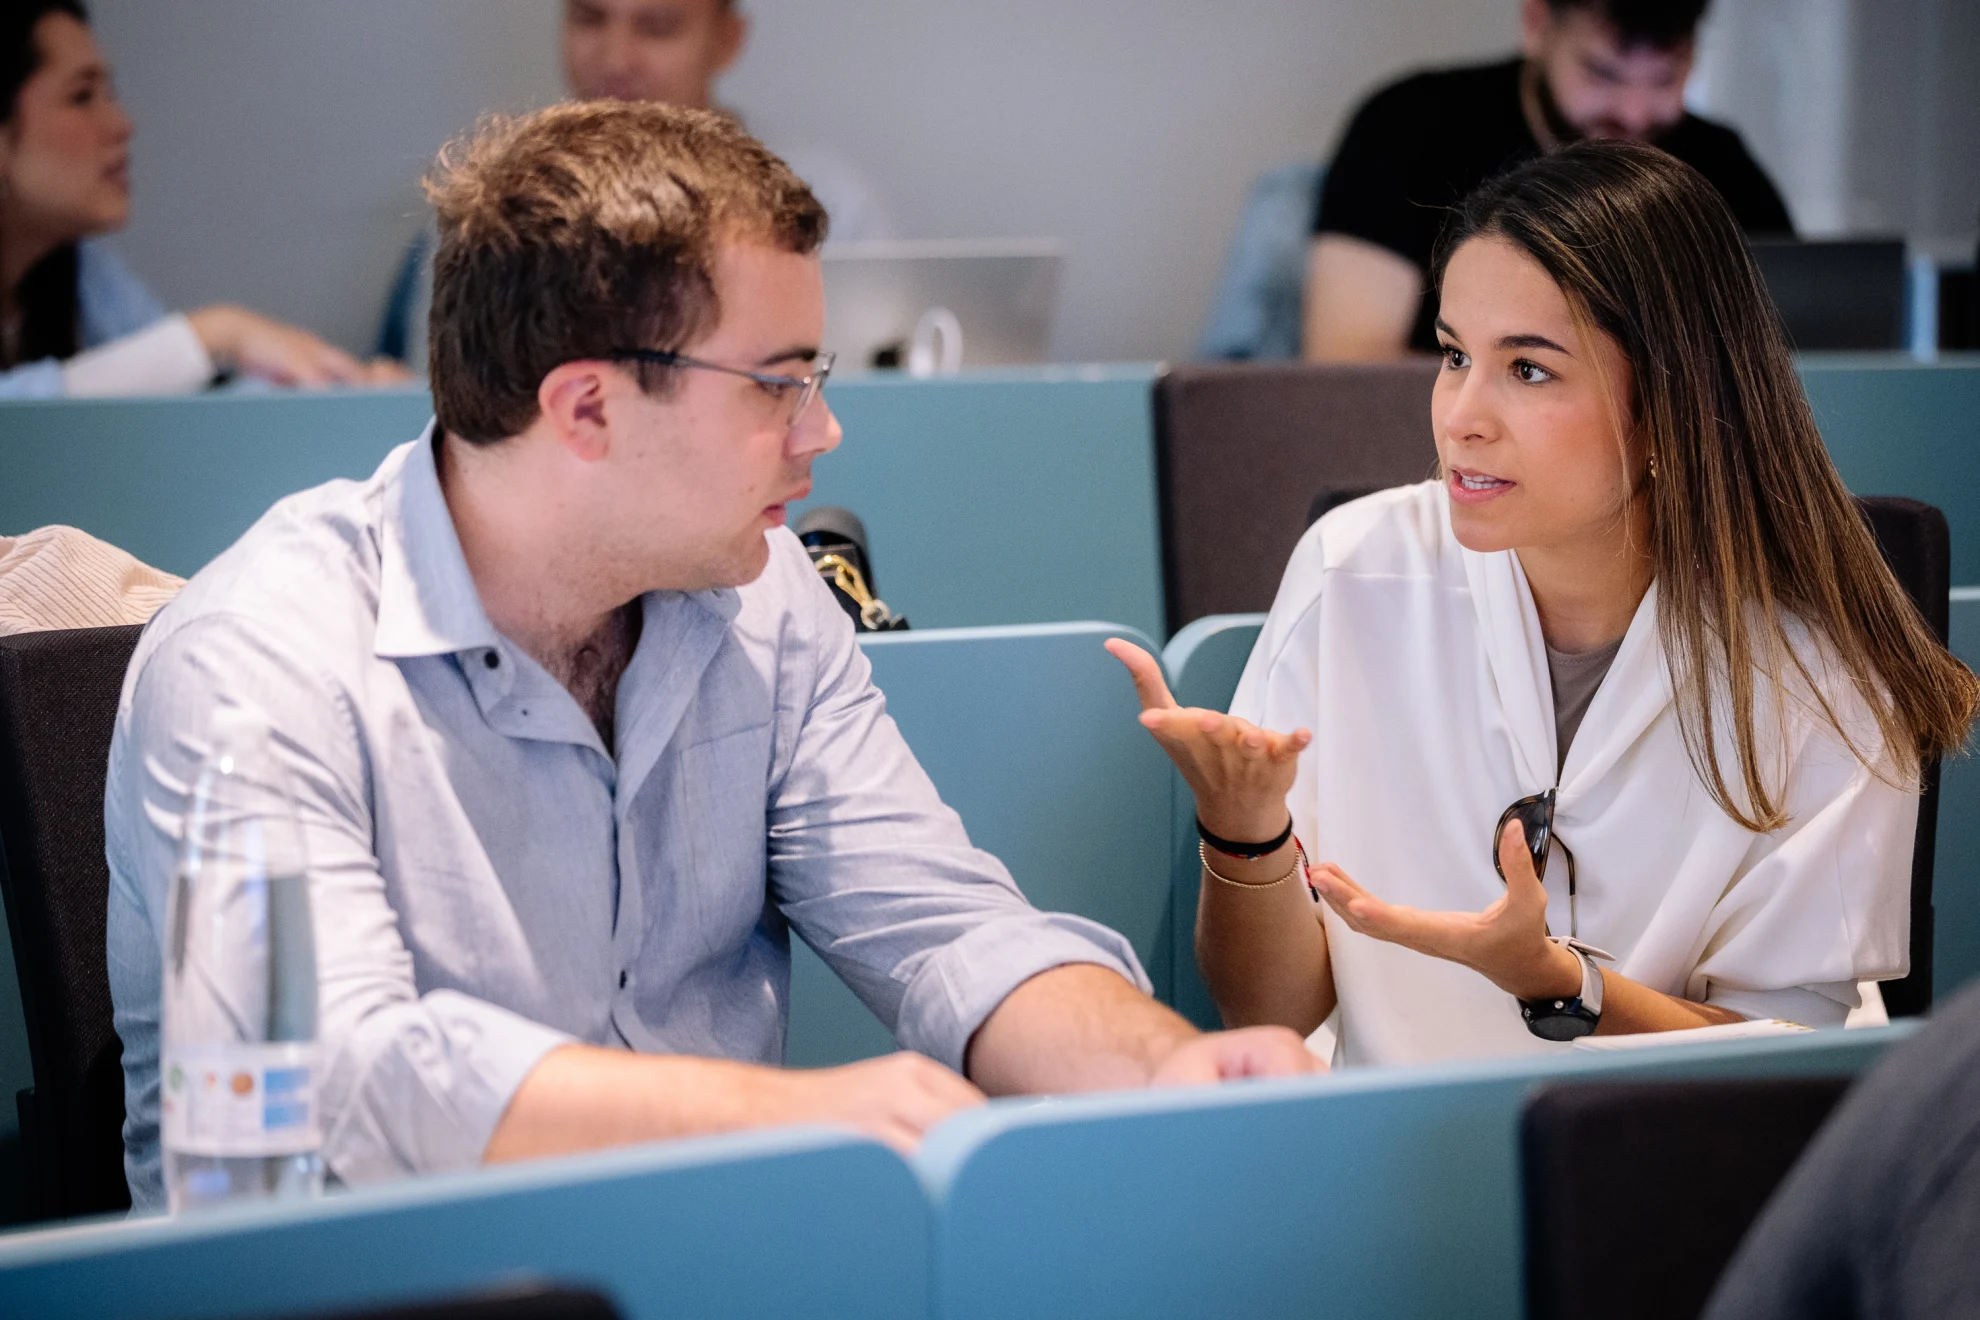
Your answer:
[712,11,749,77]
[536,360,616,463]
[1518,0,1554,58]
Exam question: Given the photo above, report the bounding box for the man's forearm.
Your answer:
[483,1044,792,1163]
[964,963,1199,1096]
[1302,234,1423,363]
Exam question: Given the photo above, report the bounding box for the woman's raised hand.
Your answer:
[1103,638,1310,843]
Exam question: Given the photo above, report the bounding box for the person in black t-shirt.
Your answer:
[1303,0,1792,361]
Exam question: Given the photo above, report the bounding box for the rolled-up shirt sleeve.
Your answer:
[107,615,569,1208]
[763,544,1147,1072]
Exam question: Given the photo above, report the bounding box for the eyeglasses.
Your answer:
[1494,787,1579,937]
[606,348,835,430]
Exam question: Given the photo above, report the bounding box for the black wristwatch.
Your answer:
[1519,938,1612,1042]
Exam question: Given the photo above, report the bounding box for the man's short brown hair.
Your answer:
[424,101,828,443]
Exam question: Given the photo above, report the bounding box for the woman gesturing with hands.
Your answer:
[1111,142,1975,1068]
[1104,637,1333,1035]
[1109,635,1742,1045]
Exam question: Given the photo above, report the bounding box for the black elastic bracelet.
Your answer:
[1196,814,1295,860]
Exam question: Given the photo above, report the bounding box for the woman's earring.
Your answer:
[1647,450,1658,480]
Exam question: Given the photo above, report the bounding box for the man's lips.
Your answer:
[764,484,812,523]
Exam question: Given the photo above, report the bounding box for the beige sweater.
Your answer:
[0,526,184,636]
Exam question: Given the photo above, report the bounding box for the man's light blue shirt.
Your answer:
[105,428,1144,1211]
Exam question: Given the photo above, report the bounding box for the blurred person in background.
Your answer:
[1,1,405,398]
[1304,0,1792,362]
[378,0,892,371]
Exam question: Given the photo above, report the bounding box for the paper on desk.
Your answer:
[1570,1019,1814,1051]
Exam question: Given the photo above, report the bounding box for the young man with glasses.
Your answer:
[104,102,1316,1211]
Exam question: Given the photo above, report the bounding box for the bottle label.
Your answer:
[161,1042,321,1158]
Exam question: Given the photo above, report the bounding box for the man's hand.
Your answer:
[1150,1025,1324,1087]
[1307,820,1581,1001]
[968,964,1322,1096]
[484,1044,983,1166]
[764,1052,986,1154]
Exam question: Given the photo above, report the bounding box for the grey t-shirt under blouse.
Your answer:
[1546,636,1624,776]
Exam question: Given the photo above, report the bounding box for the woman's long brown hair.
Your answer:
[1434,140,1977,831]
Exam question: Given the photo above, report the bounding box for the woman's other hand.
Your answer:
[187,305,384,389]
[1104,638,1310,844]
[1307,819,1582,1001]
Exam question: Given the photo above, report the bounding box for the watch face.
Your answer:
[1522,1000,1599,1042]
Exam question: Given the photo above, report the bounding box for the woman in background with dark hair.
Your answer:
[1112,139,1976,1065]
[1,1,402,396]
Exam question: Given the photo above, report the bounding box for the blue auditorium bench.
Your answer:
[796,366,1164,639]
[786,622,1176,1066]
[0,358,1969,637]
[916,1026,1908,1320]
[0,1127,928,1320]
[1802,354,1980,581]
[0,365,1165,639]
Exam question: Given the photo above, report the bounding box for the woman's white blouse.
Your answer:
[1229,481,1914,1067]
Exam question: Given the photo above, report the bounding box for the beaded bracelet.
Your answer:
[1200,838,1307,891]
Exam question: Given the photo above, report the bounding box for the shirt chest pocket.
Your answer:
[641,723,774,957]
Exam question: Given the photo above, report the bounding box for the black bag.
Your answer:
[792,506,909,632]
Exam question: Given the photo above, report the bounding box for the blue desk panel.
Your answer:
[795,365,1165,640]
[1800,354,1980,582]
[0,368,1165,638]
[787,622,1176,1066]
[918,1027,1906,1320]
[0,1129,928,1320]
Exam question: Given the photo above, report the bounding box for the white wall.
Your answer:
[89,0,1514,361]
[90,1,565,357]
[1691,0,1980,254]
[87,1,1979,362]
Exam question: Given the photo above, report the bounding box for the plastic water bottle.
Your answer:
[160,704,324,1212]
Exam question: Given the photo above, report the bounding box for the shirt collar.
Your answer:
[374,422,502,660]
[373,423,747,661]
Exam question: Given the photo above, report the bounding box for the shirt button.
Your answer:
[619,970,628,989]
[484,651,500,669]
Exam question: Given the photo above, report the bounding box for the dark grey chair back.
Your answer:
[0,624,142,1221]
[1855,496,1949,1017]
[1154,360,1438,632]
[1522,1076,1852,1320]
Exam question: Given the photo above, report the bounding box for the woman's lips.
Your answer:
[1447,468,1515,505]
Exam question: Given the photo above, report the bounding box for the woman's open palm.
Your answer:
[1104,639,1310,843]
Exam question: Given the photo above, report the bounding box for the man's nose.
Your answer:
[107,97,134,144]
[1616,88,1662,139]
[791,400,843,458]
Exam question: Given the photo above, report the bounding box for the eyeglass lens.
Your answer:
[790,353,834,428]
